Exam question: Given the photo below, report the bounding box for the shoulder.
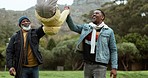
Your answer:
[31,25,43,32]
[11,30,20,38]
[11,34,17,39]
[104,25,114,31]
[83,23,92,28]
[9,31,19,41]
[31,29,36,31]
[102,26,115,36]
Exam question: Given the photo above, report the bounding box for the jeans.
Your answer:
[84,63,107,78]
[21,66,39,78]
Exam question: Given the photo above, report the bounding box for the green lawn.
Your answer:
[0,71,148,78]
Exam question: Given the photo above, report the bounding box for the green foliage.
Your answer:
[46,38,56,50]
[39,46,54,70]
[39,35,49,48]
[0,19,18,47]
[0,46,6,68]
[82,0,148,36]
[115,34,125,43]
[117,42,140,70]
[51,36,83,70]
[142,24,148,35]
[123,33,148,59]
[123,33,142,43]
[39,35,83,70]
[0,23,16,46]
[117,42,140,58]
[136,35,148,59]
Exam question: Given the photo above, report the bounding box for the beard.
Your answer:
[21,25,31,31]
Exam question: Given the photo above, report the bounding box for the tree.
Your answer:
[107,0,148,36]
[142,24,148,35]
[0,46,5,68]
[82,0,148,36]
[0,22,16,68]
[135,35,148,55]
[124,33,148,59]
[39,45,54,70]
[46,38,56,50]
[117,42,140,71]
[0,23,16,46]
[51,36,83,70]
[64,40,83,70]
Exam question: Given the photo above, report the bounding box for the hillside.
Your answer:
[0,0,111,35]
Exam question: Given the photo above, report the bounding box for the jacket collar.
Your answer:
[88,22,109,29]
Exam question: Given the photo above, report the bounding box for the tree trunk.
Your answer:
[121,59,128,71]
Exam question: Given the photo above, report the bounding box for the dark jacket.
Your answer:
[6,25,45,78]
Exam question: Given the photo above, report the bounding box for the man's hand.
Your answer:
[64,6,70,16]
[110,69,117,78]
[64,6,70,10]
[9,67,16,76]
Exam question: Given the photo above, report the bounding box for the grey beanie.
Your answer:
[18,16,30,26]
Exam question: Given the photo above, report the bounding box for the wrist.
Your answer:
[112,68,117,70]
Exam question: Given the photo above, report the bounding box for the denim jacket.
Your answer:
[66,15,118,69]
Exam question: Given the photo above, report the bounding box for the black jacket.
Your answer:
[6,25,45,78]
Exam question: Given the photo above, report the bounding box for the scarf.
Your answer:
[88,22,105,54]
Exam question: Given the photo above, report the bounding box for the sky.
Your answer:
[0,0,73,11]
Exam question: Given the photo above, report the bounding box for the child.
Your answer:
[35,0,70,35]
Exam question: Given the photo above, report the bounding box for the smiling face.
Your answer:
[91,10,105,25]
[20,19,31,31]
[20,19,31,27]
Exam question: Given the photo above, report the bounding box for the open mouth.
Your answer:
[92,16,96,21]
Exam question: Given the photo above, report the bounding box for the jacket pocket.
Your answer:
[13,41,19,55]
[100,33,110,61]
[101,33,110,44]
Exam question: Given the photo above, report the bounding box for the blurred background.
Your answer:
[0,0,147,71]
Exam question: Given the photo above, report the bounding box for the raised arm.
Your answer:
[64,6,84,34]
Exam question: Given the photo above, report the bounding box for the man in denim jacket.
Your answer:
[65,7,118,78]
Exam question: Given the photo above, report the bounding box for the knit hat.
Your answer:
[18,16,30,26]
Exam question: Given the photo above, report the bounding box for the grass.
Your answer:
[0,71,148,78]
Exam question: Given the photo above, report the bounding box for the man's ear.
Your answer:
[101,16,105,20]
[17,23,21,27]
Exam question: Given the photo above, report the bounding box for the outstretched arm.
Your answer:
[58,6,70,26]
[65,6,83,33]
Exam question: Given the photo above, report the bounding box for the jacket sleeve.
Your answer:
[6,35,16,69]
[66,15,83,34]
[36,25,45,39]
[109,29,118,69]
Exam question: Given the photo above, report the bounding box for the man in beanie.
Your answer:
[6,16,45,78]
